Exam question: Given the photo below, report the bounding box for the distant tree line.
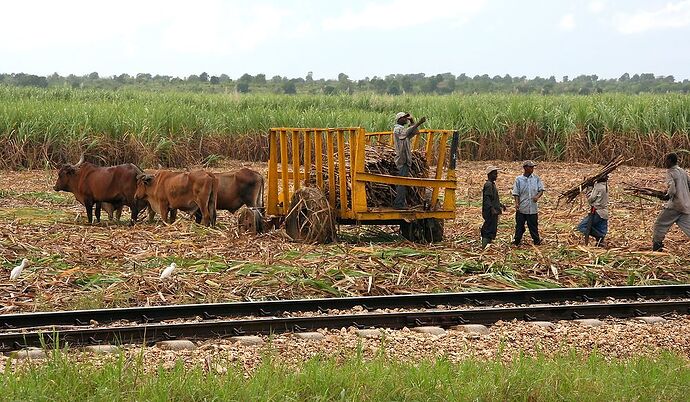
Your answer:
[1,71,689,95]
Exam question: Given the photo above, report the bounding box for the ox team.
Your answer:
[54,156,264,227]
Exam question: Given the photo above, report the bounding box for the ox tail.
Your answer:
[257,174,265,210]
[208,173,218,226]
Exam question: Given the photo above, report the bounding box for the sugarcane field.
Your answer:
[3,2,690,400]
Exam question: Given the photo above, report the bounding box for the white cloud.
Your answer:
[0,0,299,55]
[614,1,690,34]
[559,14,576,31]
[588,1,605,14]
[0,0,157,51]
[322,0,486,31]
[159,3,292,55]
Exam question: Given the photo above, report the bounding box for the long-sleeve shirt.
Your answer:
[482,180,502,218]
[665,165,690,214]
[393,124,419,169]
[512,174,544,214]
[587,181,609,219]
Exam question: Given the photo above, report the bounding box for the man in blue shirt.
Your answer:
[392,112,426,209]
[512,160,544,246]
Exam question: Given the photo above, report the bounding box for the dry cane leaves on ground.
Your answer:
[0,160,689,313]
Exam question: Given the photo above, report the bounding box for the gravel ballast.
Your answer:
[3,316,689,373]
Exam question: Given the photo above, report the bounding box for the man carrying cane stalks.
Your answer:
[652,153,690,251]
[576,175,609,247]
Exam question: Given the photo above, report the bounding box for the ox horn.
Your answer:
[74,154,85,167]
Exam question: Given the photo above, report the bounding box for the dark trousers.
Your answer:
[514,212,540,245]
[577,213,608,239]
[481,213,498,240]
[393,164,410,208]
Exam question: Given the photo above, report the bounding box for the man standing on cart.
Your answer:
[393,112,427,209]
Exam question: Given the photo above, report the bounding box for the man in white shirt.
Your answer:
[512,160,544,246]
[652,153,690,251]
[392,112,426,209]
[577,175,609,247]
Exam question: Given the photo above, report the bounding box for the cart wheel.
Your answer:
[285,187,336,243]
[237,206,265,235]
[400,218,444,243]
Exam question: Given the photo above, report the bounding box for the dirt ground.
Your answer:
[1,160,689,313]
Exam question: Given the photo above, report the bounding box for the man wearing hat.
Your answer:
[511,160,544,246]
[481,166,506,248]
[576,174,609,247]
[393,112,427,209]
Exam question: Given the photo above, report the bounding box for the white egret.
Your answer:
[160,262,176,280]
[10,259,28,281]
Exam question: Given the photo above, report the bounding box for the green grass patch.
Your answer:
[447,260,487,274]
[17,191,73,205]
[0,189,69,203]
[275,249,328,261]
[74,273,124,290]
[0,189,18,198]
[0,207,68,223]
[376,247,435,259]
[2,351,689,401]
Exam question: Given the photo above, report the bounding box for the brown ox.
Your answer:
[53,157,146,224]
[191,168,264,224]
[135,170,218,226]
[216,168,264,212]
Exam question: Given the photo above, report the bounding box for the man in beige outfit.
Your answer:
[652,153,690,251]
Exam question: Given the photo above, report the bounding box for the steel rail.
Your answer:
[1,300,689,352]
[2,285,689,330]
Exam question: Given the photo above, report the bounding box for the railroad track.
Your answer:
[1,285,689,352]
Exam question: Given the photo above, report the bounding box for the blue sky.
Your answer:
[1,0,689,80]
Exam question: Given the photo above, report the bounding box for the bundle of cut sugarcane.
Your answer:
[622,183,667,200]
[309,144,430,209]
[559,155,628,204]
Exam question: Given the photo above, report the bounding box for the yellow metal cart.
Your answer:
[266,127,459,242]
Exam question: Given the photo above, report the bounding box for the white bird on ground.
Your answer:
[160,262,176,280]
[10,259,28,281]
